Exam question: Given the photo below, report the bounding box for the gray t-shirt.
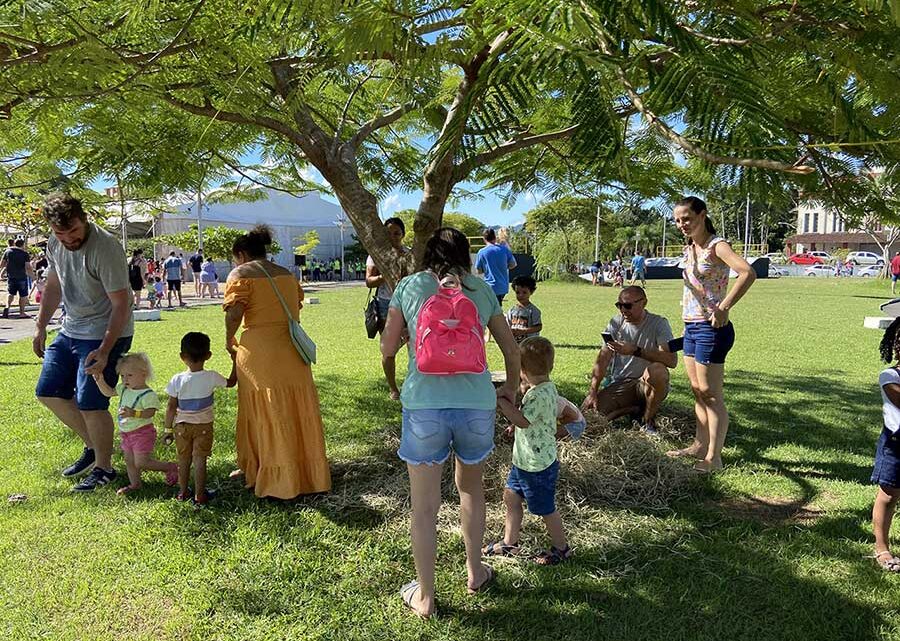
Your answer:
[2,247,30,280]
[605,311,673,382]
[47,223,134,340]
[506,302,542,343]
[163,256,183,281]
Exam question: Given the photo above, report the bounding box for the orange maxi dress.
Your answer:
[224,274,331,498]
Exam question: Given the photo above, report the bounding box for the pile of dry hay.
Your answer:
[322,410,699,535]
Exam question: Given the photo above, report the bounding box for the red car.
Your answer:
[787,252,824,265]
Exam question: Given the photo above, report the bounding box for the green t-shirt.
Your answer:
[116,384,161,433]
[513,381,559,472]
[390,271,502,410]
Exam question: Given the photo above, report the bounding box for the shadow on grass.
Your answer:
[554,343,601,351]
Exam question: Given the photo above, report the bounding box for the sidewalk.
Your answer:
[0,279,366,346]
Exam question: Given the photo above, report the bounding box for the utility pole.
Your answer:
[661,213,667,257]
[744,194,751,258]
[196,184,203,252]
[116,175,127,252]
[594,203,601,262]
[335,210,346,281]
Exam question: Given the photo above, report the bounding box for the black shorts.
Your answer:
[129,276,144,292]
[167,279,181,292]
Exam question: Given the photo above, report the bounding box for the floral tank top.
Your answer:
[682,237,729,322]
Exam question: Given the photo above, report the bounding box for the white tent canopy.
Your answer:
[156,189,355,267]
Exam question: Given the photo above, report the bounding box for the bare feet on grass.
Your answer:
[693,458,723,473]
[666,442,706,459]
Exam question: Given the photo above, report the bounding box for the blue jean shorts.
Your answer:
[872,426,900,488]
[36,333,133,411]
[562,418,587,440]
[399,408,495,466]
[7,278,28,297]
[506,460,560,516]
[683,321,735,365]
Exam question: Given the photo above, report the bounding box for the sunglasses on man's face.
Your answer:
[615,298,645,310]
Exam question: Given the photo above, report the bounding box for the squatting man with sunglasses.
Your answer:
[581,286,677,434]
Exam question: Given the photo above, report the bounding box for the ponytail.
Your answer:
[232,224,273,259]
[422,227,472,281]
[677,196,716,245]
[880,317,900,363]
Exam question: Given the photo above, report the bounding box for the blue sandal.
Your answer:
[482,540,519,557]
[535,545,573,566]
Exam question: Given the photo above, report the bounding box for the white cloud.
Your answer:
[300,167,326,184]
[381,194,402,214]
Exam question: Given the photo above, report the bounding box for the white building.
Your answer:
[786,200,887,255]
[153,189,355,268]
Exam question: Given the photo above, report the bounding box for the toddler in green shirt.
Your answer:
[486,336,573,565]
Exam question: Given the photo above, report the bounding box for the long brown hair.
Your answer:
[676,196,716,245]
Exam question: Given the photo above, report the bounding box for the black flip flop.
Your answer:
[467,564,495,595]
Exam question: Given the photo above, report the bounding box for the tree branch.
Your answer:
[415,17,466,35]
[349,102,418,148]
[213,152,315,197]
[161,92,312,148]
[614,58,813,174]
[676,23,755,46]
[452,126,580,182]
[333,70,375,153]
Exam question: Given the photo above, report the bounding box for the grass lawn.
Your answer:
[2,277,900,640]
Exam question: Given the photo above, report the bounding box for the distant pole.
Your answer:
[116,176,127,252]
[661,214,667,257]
[196,186,203,251]
[594,203,600,261]
[744,194,751,258]
[336,211,346,281]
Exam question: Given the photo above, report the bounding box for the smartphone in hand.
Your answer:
[601,332,615,344]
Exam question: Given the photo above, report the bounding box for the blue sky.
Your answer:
[376,183,537,226]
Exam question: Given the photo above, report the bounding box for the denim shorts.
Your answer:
[683,321,735,365]
[35,333,133,411]
[872,426,900,488]
[562,418,587,440]
[7,278,28,297]
[506,460,560,516]
[399,408,495,466]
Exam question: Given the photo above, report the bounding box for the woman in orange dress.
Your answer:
[223,225,331,498]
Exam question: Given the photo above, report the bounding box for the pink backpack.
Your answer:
[415,274,487,375]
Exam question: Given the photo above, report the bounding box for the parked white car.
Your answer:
[804,264,835,276]
[809,250,833,263]
[846,251,884,266]
[763,252,786,264]
[857,264,883,277]
[768,265,789,278]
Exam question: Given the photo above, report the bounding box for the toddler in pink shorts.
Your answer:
[94,352,178,494]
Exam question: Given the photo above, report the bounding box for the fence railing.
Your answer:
[655,243,769,258]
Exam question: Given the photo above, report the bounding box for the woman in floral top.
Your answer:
[668,196,756,472]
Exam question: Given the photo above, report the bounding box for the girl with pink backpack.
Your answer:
[381,227,521,619]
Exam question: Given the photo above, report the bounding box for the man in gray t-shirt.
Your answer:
[0,238,33,318]
[33,193,134,492]
[582,286,677,433]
